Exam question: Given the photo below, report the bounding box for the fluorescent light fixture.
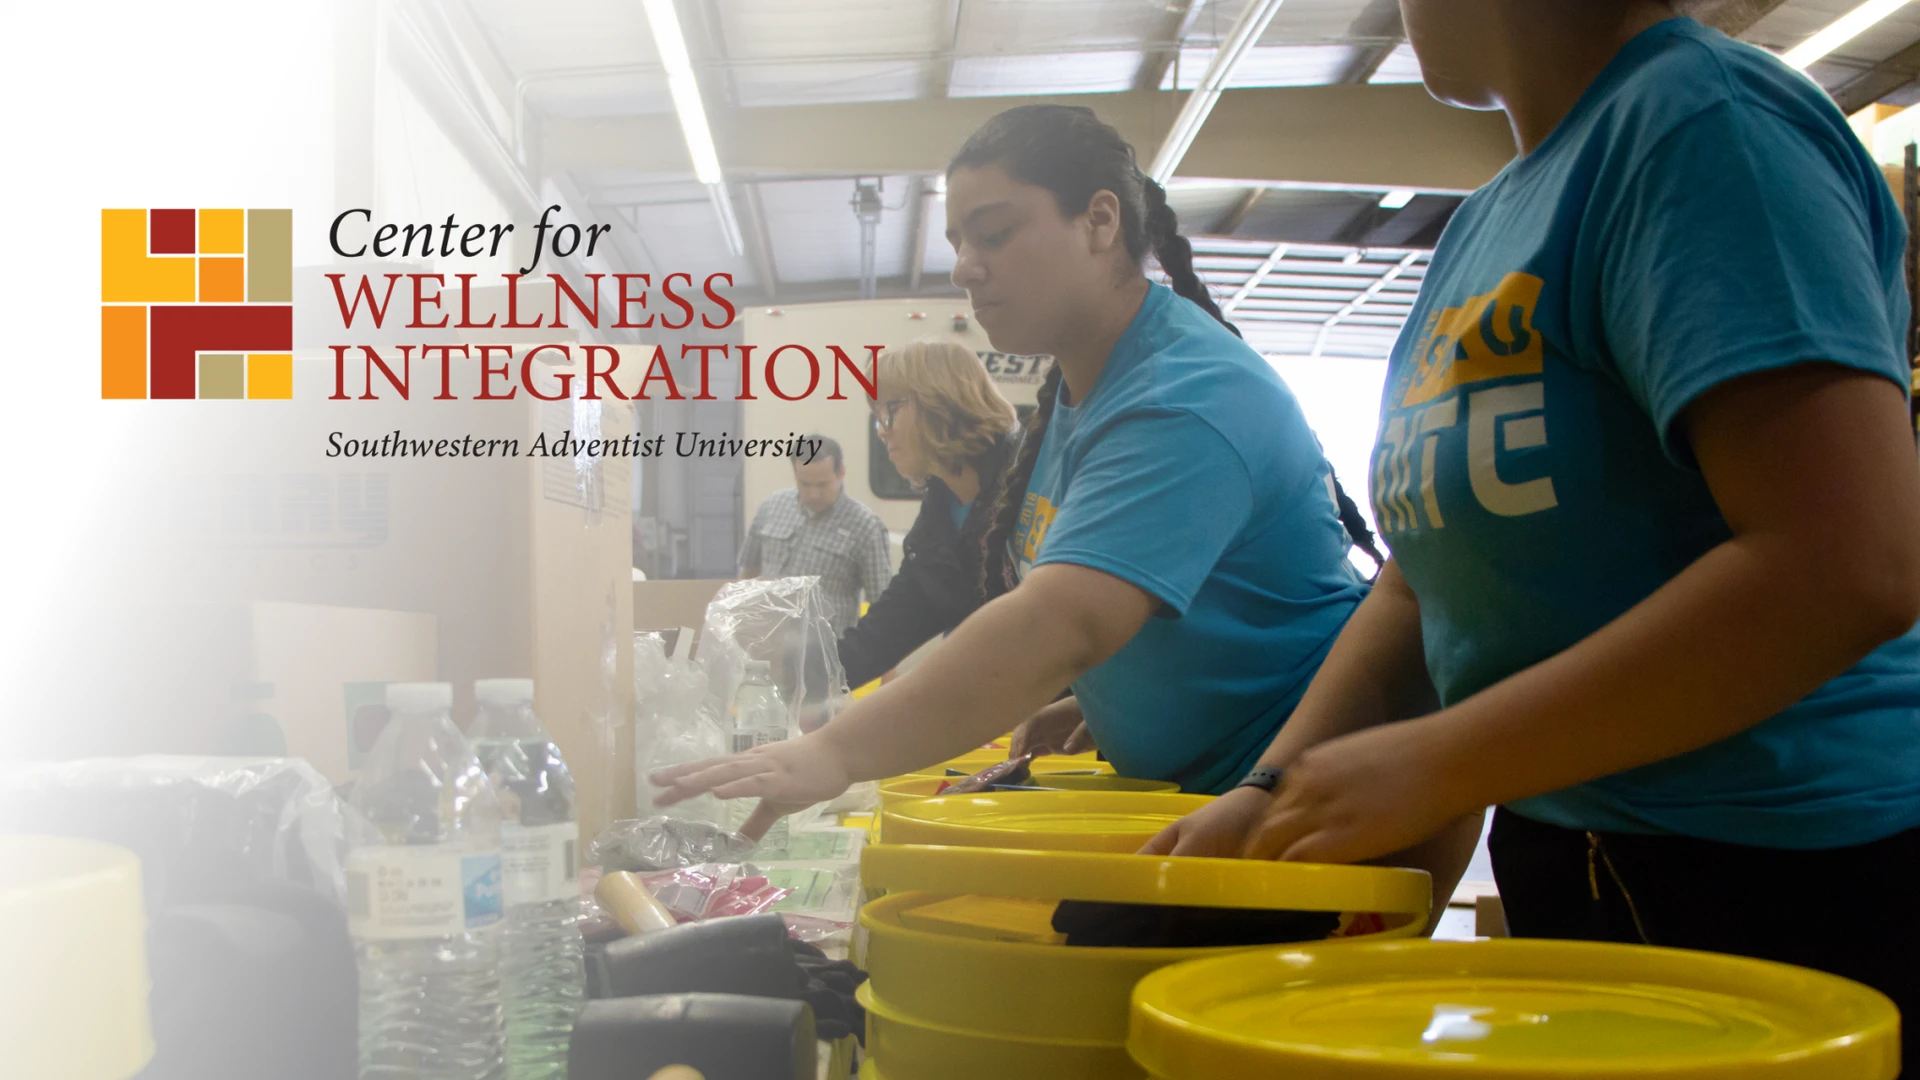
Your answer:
[641,0,724,184]
[1782,0,1915,70]
[1379,189,1416,209]
[1147,0,1290,182]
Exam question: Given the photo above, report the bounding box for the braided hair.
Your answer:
[959,105,1386,592]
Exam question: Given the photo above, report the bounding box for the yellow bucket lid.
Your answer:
[0,835,154,1080]
[903,750,1115,780]
[879,774,1179,807]
[879,791,1212,853]
[863,844,1430,918]
[1128,940,1901,1080]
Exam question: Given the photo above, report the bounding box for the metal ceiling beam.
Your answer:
[1694,0,1791,37]
[1834,37,1920,113]
[912,1,964,291]
[1134,0,1212,93]
[386,1,539,215]
[1213,187,1264,235]
[908,178,934,293]
[1147,0,1290,181]
[1311,251,1424,357]
[1222,243,1289,314]
[739,182,781,302]
[934,0,964,97]
[1336,0,1404,85]
[541,84,1515,192]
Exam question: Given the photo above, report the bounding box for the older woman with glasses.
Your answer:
[835,340,1022,690]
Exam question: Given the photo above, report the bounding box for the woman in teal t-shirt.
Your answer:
[650,105,1466,874]
[1159,0,1920,1036]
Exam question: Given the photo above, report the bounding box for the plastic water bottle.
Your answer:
[347,682,506,1080]
[726,660,790,852]
[469,679,586,1080]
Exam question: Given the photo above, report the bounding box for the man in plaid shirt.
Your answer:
[740,435,893,634]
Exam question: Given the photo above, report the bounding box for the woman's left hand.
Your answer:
[1242,719,1472,865]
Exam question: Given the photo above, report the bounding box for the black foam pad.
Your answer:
[586,914,802,1000]
[568,994,815,1080]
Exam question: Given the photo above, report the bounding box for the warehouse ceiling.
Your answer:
[399,0,1920,359]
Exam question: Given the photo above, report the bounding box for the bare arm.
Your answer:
[1249,365,1920,863]
[652,563,1156,813]
[821,563,1150,779]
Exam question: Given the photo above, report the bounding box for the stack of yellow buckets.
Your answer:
[857,745,1433,1079]
[855,746,1903,1080]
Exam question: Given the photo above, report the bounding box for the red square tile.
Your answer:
[150,209,196,254]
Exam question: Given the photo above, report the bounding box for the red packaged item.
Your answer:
[639,863,792,924]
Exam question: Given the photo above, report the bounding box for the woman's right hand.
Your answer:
[1138,785,1272,857]
[649,734,854,841]
[1009,696,1093,758]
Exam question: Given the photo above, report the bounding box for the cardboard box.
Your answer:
[249,600,438,784]
[632,578,730,647]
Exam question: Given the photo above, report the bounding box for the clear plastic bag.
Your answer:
[697,577,849,740]
[635,630,728,825]
[586,815,756,872]
[696,578,851,830]
[0,756,347,908]
[630,631,672,813]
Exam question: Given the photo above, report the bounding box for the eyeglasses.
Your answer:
[872,397,911,432]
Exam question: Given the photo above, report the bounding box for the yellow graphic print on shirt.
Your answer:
[1014,491,1059,575]
[1376,271,1558,534]
[1399,271,1545,408]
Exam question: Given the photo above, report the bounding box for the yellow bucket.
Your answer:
[858,845,1431,1065]
[0,835,154,1080]
[877,774,1180,815]
[860,983,1142,1080]
[1128,939,1902,1079]
[863,890,1331,1043]
[878,791,1213,853]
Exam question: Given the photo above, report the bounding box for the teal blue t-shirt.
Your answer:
[1014,283,1371,794]
[1375,18,1920,848]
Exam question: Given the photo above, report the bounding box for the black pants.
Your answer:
[1490,807,1914,1074]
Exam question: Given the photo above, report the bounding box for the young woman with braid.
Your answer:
[652,104,1475,910]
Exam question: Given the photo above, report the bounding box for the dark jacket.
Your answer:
[837,433,1018,688]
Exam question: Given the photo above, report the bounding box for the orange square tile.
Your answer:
[199,257,244,302]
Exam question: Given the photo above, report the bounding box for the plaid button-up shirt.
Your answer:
[740,488,893,633]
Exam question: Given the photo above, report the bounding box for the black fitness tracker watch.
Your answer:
[1235,765,1283,793]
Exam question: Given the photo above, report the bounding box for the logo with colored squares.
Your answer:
[101,208,294,400]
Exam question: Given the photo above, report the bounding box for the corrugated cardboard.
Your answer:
[249,601,438,784]
[632,578,730,645]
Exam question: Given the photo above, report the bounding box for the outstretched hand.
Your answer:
[648,734,854,841]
